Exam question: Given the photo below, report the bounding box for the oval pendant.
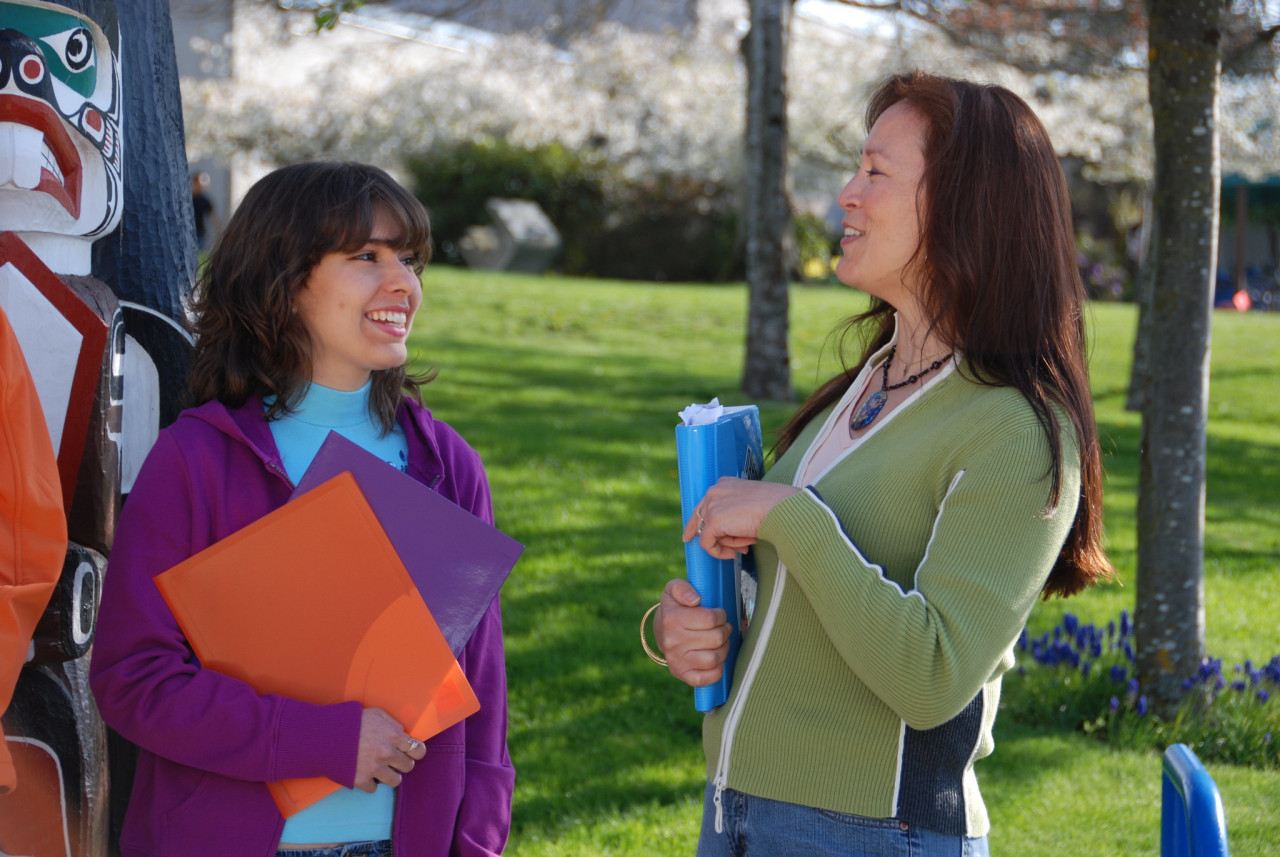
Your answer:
[849,390,887,432]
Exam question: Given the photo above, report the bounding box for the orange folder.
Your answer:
[154,472,479,817]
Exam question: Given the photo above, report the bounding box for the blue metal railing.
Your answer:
[1161,743,1230,857]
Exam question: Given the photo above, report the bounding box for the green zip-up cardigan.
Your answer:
[702,355,1080,838]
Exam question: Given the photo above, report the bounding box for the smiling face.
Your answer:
[834,101,930,309]
[295,210,424,392]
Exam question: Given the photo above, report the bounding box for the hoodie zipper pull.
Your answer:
[713,780,725,834]
[266,459,293,488]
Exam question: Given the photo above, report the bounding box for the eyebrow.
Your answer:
[860,144,898,164]
[362,236,411,250]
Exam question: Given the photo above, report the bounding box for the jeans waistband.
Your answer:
[276,839,392,857]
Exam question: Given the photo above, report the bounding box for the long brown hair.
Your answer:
[187,161,434,432]
[777,71,1112,599]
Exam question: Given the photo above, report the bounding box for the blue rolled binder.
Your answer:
[675,403,764,711]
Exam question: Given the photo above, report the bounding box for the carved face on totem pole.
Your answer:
[1,0,125,528]
[1,0,122,275]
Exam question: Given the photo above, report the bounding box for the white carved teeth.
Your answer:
[0,122,56,189]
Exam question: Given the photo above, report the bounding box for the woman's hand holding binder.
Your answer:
[655,579,733,689]
[682,477,801,560]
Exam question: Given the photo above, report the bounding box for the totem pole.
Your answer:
[0,0,195,853]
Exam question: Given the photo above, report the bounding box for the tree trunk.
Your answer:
[740,0,794,402]
[1135,0,1223,720]
[1126,190,1155,413]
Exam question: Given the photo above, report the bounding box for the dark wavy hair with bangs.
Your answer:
[187,161,434,433]
[776,70,1113,599]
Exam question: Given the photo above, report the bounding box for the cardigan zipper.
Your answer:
[709,561,788,832]
[709,340,958,830]
[708,370,861,833]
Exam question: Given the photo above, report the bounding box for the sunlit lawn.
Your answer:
[409,267,1280,856]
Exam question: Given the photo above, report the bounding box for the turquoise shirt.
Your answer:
[268,381,408,844]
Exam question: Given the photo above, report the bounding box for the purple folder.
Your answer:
[290,431,523,654]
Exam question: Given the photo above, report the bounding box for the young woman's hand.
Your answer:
[354,708,427,792]
[656,579,733,688]
[682,477,801,560]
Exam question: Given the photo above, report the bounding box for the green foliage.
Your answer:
[793,211,836,282]
[309,1,363,32]
[406,271,1280,854]
[1075,230,1131,300]
[403,138,609,270]
[1001,612,1280,767]
[1221,183,1280,227]
[580,174,741,283]
[404,139,747,282]
[403,145,874,285]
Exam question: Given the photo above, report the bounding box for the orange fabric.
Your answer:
[154,472,478,817]
[0,737,71,856]
[0,305,68,793]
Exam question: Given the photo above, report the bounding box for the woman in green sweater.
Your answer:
[652,71,1114,856]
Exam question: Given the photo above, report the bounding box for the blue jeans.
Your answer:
[696,784,990,857]
[277,841,392,857]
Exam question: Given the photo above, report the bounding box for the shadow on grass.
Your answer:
[415,327,1280,843]
[416,339,732,838]
[984,721,1108,788]
[1097,413,1280,568]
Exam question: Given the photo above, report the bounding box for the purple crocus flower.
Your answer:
[1136,696,1148,717]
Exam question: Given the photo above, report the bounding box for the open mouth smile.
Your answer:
[366,309,409,327]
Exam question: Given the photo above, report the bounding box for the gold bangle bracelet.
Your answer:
[640,602,668,667]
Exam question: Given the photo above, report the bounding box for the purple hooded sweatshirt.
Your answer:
[89,396,514,857]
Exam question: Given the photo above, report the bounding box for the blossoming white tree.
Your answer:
[182,2,1275,211]
[181,3,750,195]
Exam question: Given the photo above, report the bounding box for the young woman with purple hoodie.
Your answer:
[90,162,514,857]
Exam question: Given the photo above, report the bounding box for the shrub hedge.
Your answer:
[405,139,836,283]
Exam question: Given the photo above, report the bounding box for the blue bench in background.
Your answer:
[1162,743,1230,857]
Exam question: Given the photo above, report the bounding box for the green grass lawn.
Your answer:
[409,268,1280,856]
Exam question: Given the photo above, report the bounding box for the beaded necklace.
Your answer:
[848,346,953,433]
